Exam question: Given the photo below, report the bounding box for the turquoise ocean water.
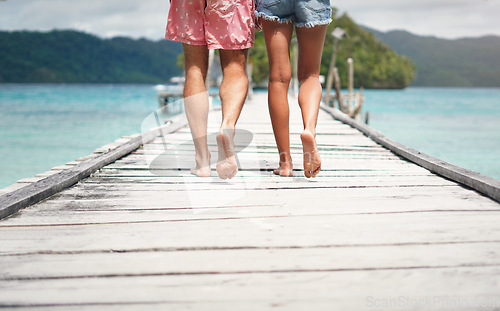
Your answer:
[0,84,181,190]
[0,84,499,189]
[362,87,500,181]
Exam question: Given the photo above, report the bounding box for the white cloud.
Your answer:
[0,0,171,40]
[1,0,499,39]
[332,0,500,38]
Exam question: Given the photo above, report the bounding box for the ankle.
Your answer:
[195,150,210,163]
[220,121,236,131]
[303,128,316,137]
[278,152,292,164]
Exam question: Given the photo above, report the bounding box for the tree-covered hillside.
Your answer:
[1,14,417,89]
[250,11,416,89]
[366,27,500,87]
[0,30,182,83]
[325,12,415,89]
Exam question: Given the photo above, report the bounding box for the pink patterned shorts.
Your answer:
[165,0,255,50]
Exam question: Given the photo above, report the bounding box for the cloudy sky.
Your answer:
[1,0,499,40]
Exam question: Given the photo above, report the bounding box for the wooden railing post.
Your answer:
[333,67,344,112]
[324,28,346,107]
[347,57,354,114]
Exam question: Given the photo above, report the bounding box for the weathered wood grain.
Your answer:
[320,105,500,202]
[1,268,500,310]
[2,243,500,279]
[2,211,500,254]
[0,114,187,219]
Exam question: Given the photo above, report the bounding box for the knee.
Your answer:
[223,62,247,79]
[269,69,292,87]
[185,66,207,82]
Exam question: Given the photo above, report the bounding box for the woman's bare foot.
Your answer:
[301,129,321,178]
[216,130,238,179]
[273,156,293,177]
[190,154,211,177]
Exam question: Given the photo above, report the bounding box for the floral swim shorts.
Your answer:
[165,0,256,50]
[256,0,332,28]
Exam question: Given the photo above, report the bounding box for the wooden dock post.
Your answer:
[324,27,346,107]
[347,57,354,114]
[333,67,344,112]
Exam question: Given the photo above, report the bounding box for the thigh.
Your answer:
[261,20,294,81]
[166,0,207,45]
[295,25,327,80]
[205,0,255,50]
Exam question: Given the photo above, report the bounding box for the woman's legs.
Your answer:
[296,25,327,177]
[262,20,294,177]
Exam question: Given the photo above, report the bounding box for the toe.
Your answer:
[312,165,321,178]
[304,168,312,178]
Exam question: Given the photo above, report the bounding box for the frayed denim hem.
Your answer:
[255,11,293,25]
[295,18,332,28]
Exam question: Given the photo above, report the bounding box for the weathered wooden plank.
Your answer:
[120,151,403,161]
[57,178,457,193]
[80,174,453,184]
[2,212,500,254]
[16,186,495,216]
[2,200,498,227]
[321,105,500,202]
[40,184,491,205]
[93,169,435,178]
[8,192,498,215]
[145,137,381,148]
[96,158,430,172]
[133,150,398,160]
[2,243,500,279]
[1,267,499,310]
[0,114,189,220]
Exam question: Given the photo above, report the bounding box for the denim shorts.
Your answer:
[256,0,332,28]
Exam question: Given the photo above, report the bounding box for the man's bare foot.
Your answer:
[190,157,211,177]
[301,129,321,178]
[190,167,211,177]
[190,150,211,177]
[273,158,293,177]
[216,130,238,179]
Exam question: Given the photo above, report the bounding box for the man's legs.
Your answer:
[216,49,249,179]
[183,44,211,177]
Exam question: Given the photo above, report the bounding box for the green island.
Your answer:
[1,8,499,88]
[251,10,415,89]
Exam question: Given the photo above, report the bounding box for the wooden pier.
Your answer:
[158,90,219,108]
[1,91,500,310]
